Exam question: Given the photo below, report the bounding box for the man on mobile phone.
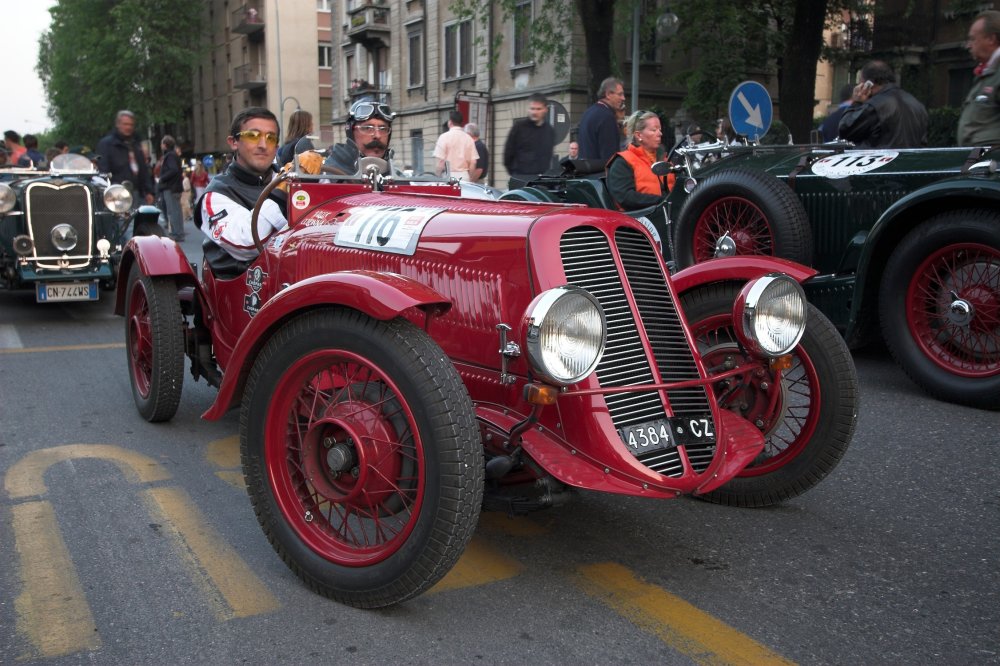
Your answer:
[837,60,928,148]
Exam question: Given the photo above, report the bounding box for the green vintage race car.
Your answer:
[502,143,1000,410]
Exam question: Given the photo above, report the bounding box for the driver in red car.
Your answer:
[323,100,396,175]
[195,107,320,264]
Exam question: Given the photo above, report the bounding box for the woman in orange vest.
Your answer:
[606,110,668,210]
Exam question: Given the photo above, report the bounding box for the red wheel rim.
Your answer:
[265,349,425,566]
[127,280,153,399]
[693,196,774,263]
[691,313,820,476]
[905,242,1000,378]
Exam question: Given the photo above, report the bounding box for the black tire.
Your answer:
[879,210,1000,410]
[124,262,184,422]
[674,168,812,269]
[240,309,484,608]
[681,282,858,506]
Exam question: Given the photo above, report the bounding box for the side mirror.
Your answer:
[651,161,673,177]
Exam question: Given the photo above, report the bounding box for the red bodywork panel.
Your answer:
[121,183,809,497]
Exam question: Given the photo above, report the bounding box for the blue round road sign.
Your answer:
[727,81,773,141]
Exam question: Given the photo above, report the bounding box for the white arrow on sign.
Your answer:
[737,91,764,129]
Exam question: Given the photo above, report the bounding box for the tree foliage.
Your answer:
[37,0,204,147]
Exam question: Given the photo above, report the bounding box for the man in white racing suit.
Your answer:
[194,107,320,264]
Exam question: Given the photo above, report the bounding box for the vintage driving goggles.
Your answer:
[350,101,395,123]
[234,129,280,147]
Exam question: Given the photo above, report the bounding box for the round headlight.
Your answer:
[525,286,606,385]
[104,184,132,213]
[734,274,807,357]
[51,224,78,252]
[0,183,15,213]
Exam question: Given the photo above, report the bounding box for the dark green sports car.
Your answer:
[502,143,1000,410]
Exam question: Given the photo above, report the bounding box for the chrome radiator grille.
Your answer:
[560,225,715,476]
[26,182,93,267]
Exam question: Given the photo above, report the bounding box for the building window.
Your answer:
[444,20,473,80]
[318,43,332,68]
[512,0,532,66]
[316,0,331,11]
[408,30,424,87]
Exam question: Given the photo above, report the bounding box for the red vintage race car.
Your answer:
[116,159,858,609]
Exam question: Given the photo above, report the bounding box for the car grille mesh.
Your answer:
[560,225,715,477]
[26,182,93,267]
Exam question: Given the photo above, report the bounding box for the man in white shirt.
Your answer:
[433,110,479,181]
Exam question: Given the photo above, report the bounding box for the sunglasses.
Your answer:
[351,102,395,123]
[355,125,391,135]
[234,129,279,147]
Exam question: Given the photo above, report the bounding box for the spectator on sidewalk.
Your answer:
[433,110,479,181]
[503,93,555,180]
[838,60,928,148]
[578,77,625,163]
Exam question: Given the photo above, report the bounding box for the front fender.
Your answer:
[670,255,818,295]
[114,236,195,315]
[201,271,452,420]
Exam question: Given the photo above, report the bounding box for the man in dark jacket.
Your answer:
[837,61,928,148]
[577,77,625,163]
[95,110,154,205]
[503,93,555,181]
[157,135,185,241]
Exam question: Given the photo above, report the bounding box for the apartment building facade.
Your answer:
[192,0,688,186]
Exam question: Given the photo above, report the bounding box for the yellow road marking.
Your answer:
[143,486,280,619]
[4,444,171,499]
[205,435,241,469]
[577,562,796,666]
[12,500,101,658]
[429,536,525,594]
[205,436,246,489]
[0,342,125,354]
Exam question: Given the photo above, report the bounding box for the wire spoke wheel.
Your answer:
[681,283,857,506]
[241,310,483,607]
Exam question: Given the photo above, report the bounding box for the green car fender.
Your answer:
[844,176,1000,343]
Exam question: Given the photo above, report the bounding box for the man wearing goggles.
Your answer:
[194,107,291,264]
[324,100,396,175]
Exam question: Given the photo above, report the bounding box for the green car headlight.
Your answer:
[104,184,133,213]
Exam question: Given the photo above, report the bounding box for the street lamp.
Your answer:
[630,7,680,113]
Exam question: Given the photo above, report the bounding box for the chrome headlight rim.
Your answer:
[0,183,15,213]
[734,273,807,357]
[525,285,607,386]
[104,184,132,213]
[51,223,79,252]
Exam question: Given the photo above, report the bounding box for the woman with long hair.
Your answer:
[277,109,314,165]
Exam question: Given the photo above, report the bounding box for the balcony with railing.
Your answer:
[234,63,266,90]
[232,2,264,35]
[346,0,390,48]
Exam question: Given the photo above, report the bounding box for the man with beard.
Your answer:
[324,100,395,175]
[195,107,321,264]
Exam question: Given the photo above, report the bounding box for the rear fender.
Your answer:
[114,236,197,315]
[201,271,452,420]
[670,256,817,295]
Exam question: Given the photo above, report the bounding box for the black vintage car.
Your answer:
[0,153,163,302]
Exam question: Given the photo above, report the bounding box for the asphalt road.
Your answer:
[0,240,997,665]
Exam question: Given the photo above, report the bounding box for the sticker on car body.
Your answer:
[810,150,899,179]
[335,206,444,255]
